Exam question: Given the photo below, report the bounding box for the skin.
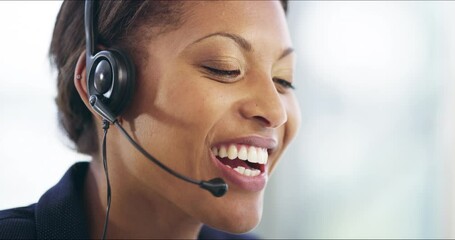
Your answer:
[74,1,300,239]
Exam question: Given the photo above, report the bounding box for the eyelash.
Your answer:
[203,66,240,78]
[203,66,295,90]
[273,78,295,90]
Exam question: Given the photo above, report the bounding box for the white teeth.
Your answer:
[258,148,268,164]
[247,146,258,163]
[211,147,218,156]
[212,144,269,174]
[238,145,248,160]
[234,166,245,174]
[227,144,237,160]
[232,167,261,177]
[212,144,268,165]
[257,148,264,164]
[219,146,227,158]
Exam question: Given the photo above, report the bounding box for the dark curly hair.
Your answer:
[49,1,288,155]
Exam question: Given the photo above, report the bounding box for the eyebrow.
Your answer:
[279,47,294,60]
[190,31,294,60]
[191,32,252,51]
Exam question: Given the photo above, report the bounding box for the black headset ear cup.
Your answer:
[87,49,135,117]
[93,59,112,94]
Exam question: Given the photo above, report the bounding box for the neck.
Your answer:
[84,160,203,239]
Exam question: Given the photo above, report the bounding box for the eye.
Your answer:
[273,77,295,90]
[202,66,241,78]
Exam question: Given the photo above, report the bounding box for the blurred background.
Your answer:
[1,1,455,239]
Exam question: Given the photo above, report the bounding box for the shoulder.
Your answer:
[0,204,37,239]
[0,162,90,239]
[199,225,259,240]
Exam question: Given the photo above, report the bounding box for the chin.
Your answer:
[207,212,262,234]
[202,192,264,234]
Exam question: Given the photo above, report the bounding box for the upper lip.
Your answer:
[212,136,278,153]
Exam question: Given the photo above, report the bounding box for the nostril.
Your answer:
[253,115,271,127]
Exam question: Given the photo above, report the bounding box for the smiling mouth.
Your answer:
[211,144,268,177]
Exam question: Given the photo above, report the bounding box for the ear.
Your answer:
[74,51,99,118]
[75,50,124,127]
[74,50,125,124]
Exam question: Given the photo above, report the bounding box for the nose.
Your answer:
[239,73,287,128]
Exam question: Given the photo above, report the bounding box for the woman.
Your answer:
[0,0,300,238]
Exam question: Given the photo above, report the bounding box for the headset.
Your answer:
[83,0,228,238]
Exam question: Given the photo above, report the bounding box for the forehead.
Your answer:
[156,1,292,57]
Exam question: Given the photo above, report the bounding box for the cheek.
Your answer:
[155,70,222,132]
[135,68,230,175]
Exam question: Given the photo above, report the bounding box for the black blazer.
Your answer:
[0,162,257,239]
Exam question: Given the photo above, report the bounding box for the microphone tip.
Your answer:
[200,178,228,197]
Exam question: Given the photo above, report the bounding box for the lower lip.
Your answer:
[209,152,268,192]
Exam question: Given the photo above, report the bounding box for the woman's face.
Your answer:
[118,1,300,233]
